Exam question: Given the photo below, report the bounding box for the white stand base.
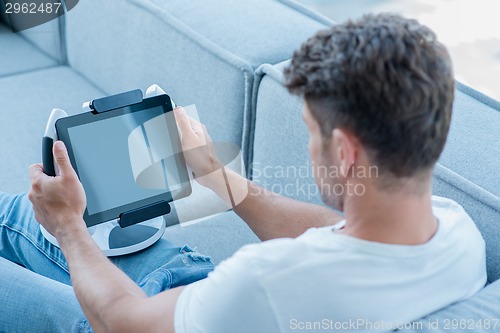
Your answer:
[40,217,166,257]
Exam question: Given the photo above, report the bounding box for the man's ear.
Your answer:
[332,128,357,177]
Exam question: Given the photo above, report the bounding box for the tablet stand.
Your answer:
[41,85,176,256]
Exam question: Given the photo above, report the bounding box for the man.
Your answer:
[0,13,486,333]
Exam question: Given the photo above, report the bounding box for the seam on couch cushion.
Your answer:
[260,63,286,83]
[255,68,500,116]
[247,63,287,179]
[19,32,61,64]
[278,0,334,26]
[57,0,69,65]
[0,63,59,79]
[434,163,500,211]
[130,0,330,69]
[457,81,500,111]
[241,70,254,174]
[129,0,255,73]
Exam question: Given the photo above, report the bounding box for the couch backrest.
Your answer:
[63,0,330,165]
[251,62,323,206]
[252,61,500,282]
[0,2,64,62]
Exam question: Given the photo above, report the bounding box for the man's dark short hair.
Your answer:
[285,13,454,180]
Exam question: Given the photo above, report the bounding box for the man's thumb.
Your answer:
[53,141,73,176]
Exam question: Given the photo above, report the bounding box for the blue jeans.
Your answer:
[0,192,215,333]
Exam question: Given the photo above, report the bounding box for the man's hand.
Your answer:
[28,141,87,239]
[174,107,222,187]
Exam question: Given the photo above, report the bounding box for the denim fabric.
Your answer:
[0,192,215,332]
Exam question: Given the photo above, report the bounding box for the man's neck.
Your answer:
[341,183,438,245]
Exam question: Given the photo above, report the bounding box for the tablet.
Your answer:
[56,95,191,227]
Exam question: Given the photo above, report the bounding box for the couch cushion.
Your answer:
[399,279,500,333]
[252,61,500,280]
[162,211,259,264]
[0,66,104,194]
[0,24,57,77]
[64,0,331,165]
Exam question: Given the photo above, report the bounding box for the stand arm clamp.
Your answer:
[82,89,144,114]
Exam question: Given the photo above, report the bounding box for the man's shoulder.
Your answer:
[432,196,482,237]
[232,237,310,266]
[225,229,342,277]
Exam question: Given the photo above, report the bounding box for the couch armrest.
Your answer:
[400,280,500,333]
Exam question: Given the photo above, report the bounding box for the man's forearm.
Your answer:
[205,167,343,241]
[57,220,147,333]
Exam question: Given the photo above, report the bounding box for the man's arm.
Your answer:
[28,142,181,333]
[206,167,342,241]
[174,108,343,241]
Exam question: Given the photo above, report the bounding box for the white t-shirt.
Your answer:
[174,196,487,333]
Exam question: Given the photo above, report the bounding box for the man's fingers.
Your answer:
[188,116,204,134]
[174,107,194,137]
[174,106,204,135]
[28,163,44,182]
[53,141,75,177]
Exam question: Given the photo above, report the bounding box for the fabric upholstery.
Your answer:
[0,66,104,194]
[64,0,331,165]
[0,24,57,77]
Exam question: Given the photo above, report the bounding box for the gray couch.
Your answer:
[1,0,499,331]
